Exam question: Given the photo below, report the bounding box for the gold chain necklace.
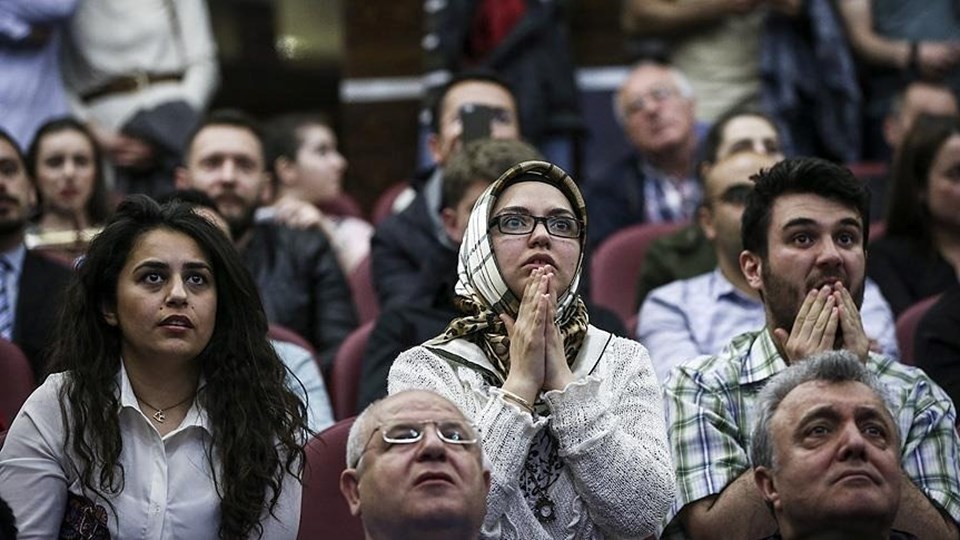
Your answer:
[138,393,195,423]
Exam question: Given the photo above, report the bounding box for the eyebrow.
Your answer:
[797,404,841,426]
[0,157,21,169]
[495,205,576,218]
[795,403,890,427]
[134,260,213,272]
[781,216,862,231]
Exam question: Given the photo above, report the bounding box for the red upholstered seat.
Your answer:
[329,321,375,420]
[590,222,686,324]
[371,181,412,225]
[297,417,364,540]
[896,294,943,366]
[0,338,35,428]
[347,255,380,325]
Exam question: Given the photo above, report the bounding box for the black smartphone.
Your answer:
[460,103,495,144]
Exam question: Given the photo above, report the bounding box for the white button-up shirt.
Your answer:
[0,366,301,539]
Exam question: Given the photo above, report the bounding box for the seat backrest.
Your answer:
[298,417,365,540]
[318,193,365,220]
[268,324,316,356]
[329,321,375,420]
[371,181,412,225]
[0,339,35,426]
[896,294,943,366]
[347,255,380,325]
[590,221,685,324]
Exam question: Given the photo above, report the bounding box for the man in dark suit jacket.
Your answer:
[0,128,73,382]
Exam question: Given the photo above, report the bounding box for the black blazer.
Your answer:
[13,251,74,382]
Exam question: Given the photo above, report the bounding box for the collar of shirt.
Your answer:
[737,329,789,387]
[117,360,211,437]
[638,159,701,222]
[423,168,457,249]
[709,267,758,304]
[1,243,27,276]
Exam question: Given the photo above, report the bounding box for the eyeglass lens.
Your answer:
[382,420,478,445]
[719,184,753,205]
[493,214,581,238]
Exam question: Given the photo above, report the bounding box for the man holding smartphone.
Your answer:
[371,71,521,311]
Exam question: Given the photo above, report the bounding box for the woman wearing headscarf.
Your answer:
[387,161,675,538]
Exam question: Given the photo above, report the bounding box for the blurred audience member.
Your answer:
[751,351,907,540]
[61,0,219,196]
[838,0,960,160]
[175,110,357,368]
[371,71,520,310]
[24,117,112,260]
[0,128,73,381]
[868,114,960,316]
[584,60,703,249]
[423,0,581,157]
[915,282,960,408]
[884,81,960,151]
[635,108,783,307]
[266,112,372,274]
[866,80,960,218]
[622,0,801,123]
[0,0,76,149]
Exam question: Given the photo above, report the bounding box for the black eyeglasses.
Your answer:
[490,213,583,239]
[354,419,479,467]
[716,184,753,206]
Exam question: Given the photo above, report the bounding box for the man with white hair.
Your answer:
[584,60,702,248]
[340,390,491,540]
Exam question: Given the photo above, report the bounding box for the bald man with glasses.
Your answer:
[340,390,491,540]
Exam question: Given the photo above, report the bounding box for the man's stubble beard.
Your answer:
[760,261,865,348]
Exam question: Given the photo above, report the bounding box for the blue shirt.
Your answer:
[0,0,75,149]
[638,268,899,382]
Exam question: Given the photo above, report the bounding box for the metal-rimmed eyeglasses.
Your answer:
[622,86,682,116]
[713,184,753,206]
[354,419,480,467]
[489,213,583,239]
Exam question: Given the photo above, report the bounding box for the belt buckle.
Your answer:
[133,71,150,92]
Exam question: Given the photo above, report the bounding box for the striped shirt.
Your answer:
[661,329,960,538]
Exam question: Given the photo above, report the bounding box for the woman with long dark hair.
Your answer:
[0,196,307,539]
[387,161,675,538]
[25,116,112,259]
[868,113,960,316]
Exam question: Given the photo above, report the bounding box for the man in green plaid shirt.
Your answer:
[661,157,960,539]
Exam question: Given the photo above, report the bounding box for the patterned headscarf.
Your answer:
[429,160,590,380]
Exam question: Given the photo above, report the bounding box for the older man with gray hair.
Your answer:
[584,60,703,248]
[751,351,912,540]
[340,390,491,540]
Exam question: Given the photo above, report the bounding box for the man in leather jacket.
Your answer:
[176,109,357,368]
